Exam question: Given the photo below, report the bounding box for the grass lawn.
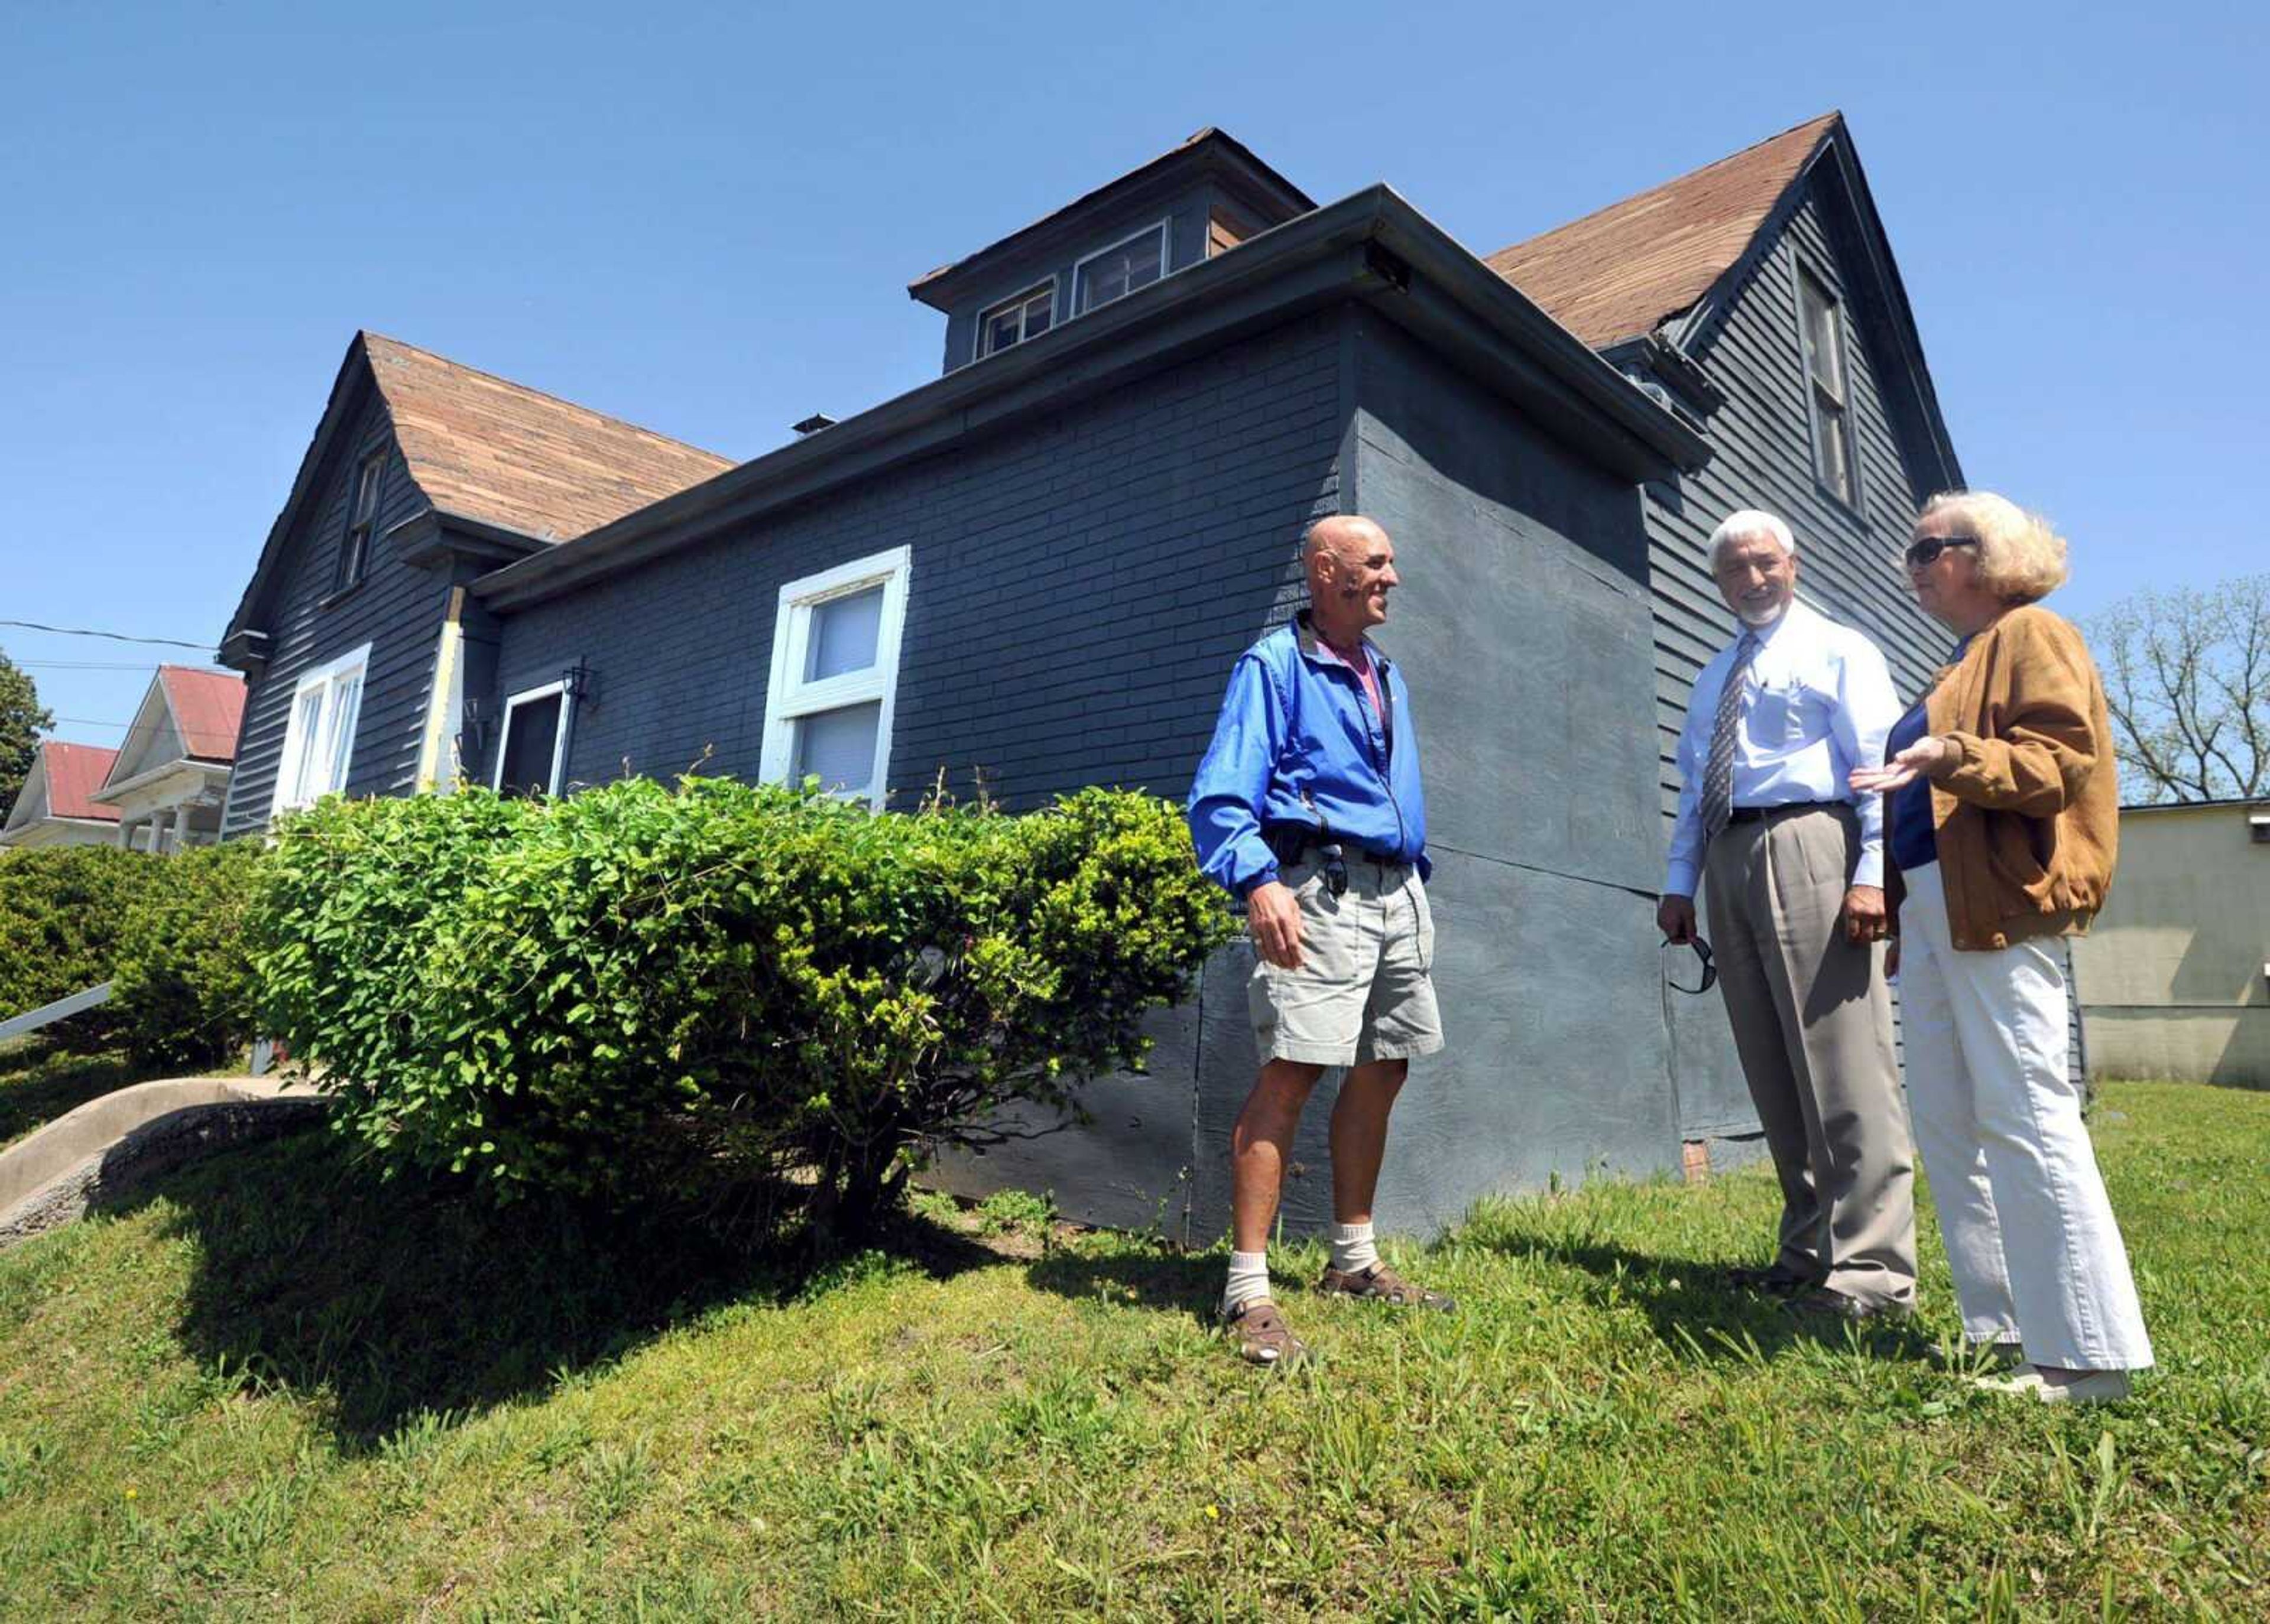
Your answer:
[1,1080,2263,1620]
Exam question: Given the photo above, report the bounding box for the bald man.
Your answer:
[1188,514,1451,1367]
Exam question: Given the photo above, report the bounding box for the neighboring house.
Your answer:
[86,665,247,852]
[215,117,1977,1236]
[2070,799,2270,1087]
[1,742,124,850]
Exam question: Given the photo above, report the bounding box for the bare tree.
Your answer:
[2087,574,2269,804]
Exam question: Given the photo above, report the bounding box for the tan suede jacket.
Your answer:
[1888,604,2118,951]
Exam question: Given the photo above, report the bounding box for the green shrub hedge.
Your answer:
[111,839,267,1070]
[0,845,164,1042]
[254,778,1233,1237]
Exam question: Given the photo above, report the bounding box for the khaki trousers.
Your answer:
[1704,804,1916,1307]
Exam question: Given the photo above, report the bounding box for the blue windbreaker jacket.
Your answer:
[1186,612,1429,896]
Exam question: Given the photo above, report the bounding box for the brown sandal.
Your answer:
[1315,1262,1455,1312]
[1222,1298,1309,1366]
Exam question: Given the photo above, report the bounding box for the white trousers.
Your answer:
[1898,863,2152,1371]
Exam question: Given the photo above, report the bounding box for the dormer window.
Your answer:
[335,447,384,593]
[1073,221,1168,316]
[978,282,1056,359]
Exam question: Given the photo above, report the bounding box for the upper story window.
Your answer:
[1796,268,1862,509]
[271,642,369,818]
[758,546,912,809]
[978,281,1056,359]
[335,448,385,593]
[1072,221,1168,316]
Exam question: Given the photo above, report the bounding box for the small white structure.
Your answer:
[1,741,126,850]
[87,666,246,853]
[2071,797,2270,1087]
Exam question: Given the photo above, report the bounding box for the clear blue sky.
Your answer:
[5,1,2262,748]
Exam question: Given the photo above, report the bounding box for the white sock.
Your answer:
[1330,1221,1379,1275]
[1222,1250,1272,1314]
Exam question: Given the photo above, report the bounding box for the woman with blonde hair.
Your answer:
[1851,491,2152,1404]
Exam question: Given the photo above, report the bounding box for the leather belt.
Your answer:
[1263,827,1406,868]
[1726,800,1843,824]
[1291,839,1406,867]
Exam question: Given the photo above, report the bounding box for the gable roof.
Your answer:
[223,333,736,652]
[1484,113,1840,349]
[30,742,122,824]
[363,333,737,543]
[157,667,245,762]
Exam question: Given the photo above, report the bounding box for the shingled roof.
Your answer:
[1486,113,1840,349]
[362,333,735,543]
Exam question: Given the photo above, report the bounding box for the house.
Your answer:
[1,741,124,850]
[213,117,1976,1236]
[215,332,734,824]
[85,665,247,852]
[2070,798,2270,1087]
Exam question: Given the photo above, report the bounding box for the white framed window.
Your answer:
[492,680,571,798]
[759,546,912,808]
[977,280,1056,359]
[270,642,371,818]
[1072,220,1169,316]
[1796,267,1862,509]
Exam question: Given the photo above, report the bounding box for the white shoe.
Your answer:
[1970,1362,2047,1395]
[1971,1363,2131,1404]
[2032,1369,2132,1405]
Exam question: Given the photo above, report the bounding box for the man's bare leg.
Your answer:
[1327,1058,1408,1225]
[1319,1057,1450,1308]
[1230,1058,1325,1253]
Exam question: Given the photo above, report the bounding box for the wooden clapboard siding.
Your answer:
[220,384,450,836]
[1645,181,1948,824]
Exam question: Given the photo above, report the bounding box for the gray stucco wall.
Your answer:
[1305,317,1674,1230]
[929,311,1680,1238]
[220,384,447,837]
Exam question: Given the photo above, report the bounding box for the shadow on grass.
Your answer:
[1023,1243,1224,1331]
[96,1125,999,1450]
[1471,1230,1936,1366]
[0,1038,156,1147]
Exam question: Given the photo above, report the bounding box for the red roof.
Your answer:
[158,665,246,762]
[41,742,122,823]
[1486,113,1840,348]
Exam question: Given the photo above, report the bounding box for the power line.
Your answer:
[14,659,164,671]
[1,619,212,651]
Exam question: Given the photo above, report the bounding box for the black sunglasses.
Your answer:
[1662,935,1717,996]
[1904,534,1980,569]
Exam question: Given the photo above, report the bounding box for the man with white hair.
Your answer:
[1658,508,1917,1320]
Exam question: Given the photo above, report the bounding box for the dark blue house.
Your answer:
[217,116,1980,1237]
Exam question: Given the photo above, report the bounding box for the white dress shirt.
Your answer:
[1665,598,1901,897]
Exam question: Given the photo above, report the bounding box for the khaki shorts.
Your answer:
[1248,856,1444,1067]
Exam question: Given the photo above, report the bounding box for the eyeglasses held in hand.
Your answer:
[1662,935,1717,996]
[1903,534,1979,569]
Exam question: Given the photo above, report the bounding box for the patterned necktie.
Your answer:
[1702,631,1761,843]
